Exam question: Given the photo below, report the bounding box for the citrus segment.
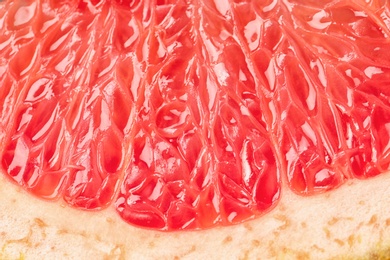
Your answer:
[0,0,390,230]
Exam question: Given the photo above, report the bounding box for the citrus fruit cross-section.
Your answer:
[0,0,389,230]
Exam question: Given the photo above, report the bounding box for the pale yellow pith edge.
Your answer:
[1,171,390,260]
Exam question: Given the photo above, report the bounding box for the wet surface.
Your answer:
[0,0,389,230]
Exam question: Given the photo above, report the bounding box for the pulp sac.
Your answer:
[0,0,390,230]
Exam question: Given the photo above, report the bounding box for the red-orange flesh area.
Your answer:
[0,0,389,230]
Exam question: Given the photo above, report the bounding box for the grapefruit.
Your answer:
[1,0,390,258]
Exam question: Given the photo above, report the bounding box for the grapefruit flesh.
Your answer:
[0,0,389,230]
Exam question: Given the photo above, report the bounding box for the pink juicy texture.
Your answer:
[0,0,390,230]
